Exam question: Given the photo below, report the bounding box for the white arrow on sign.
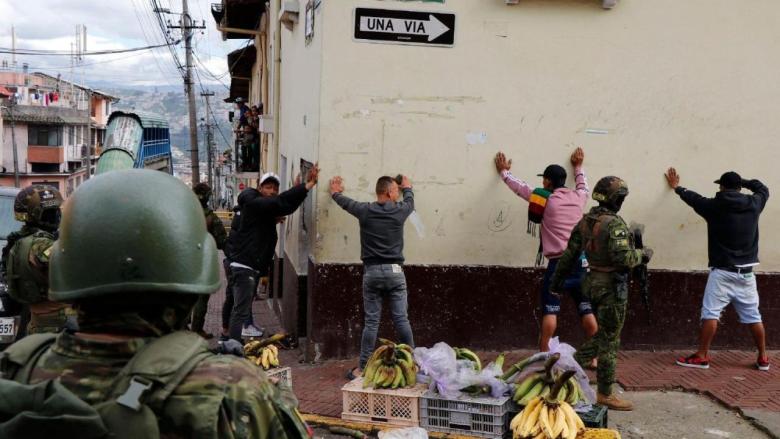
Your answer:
[359,14,449,42]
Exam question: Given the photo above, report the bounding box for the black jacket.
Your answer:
[230,184,309,273]
[224,188,260,260]
[675,179,769,267]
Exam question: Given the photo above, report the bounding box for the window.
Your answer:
[31,163,60,173]
[68,126,75,145]
[105,102,110,116]
[27,125,62,146]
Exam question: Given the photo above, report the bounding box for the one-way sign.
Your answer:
[354,8,455,47]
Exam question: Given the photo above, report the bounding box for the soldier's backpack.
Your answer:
[0,331,213,439]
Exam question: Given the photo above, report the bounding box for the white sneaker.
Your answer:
[241,324,264,338]
[602,0,618,9]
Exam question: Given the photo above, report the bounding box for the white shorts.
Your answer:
[701,268,762,324]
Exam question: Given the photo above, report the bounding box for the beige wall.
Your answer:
[299,0,780,271]
[277,0,325,274]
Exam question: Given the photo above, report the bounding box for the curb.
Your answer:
[301,414,622,439]
[301,414,476,439]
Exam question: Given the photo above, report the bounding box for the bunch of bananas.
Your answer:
[511,353,585,406]
[244,333,286,369]
[510,371,585,439]
[454,347,482,371]
[247,345,280,370]
[362,339,418,389]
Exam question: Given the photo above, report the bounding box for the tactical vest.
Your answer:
[6,230,54,304]
[0,332,217,439]
[579,210,619,271]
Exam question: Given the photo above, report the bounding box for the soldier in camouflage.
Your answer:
[0,170,310,438]
[550,176,653,411]
[190,182,227,339]
[3,185,74,334]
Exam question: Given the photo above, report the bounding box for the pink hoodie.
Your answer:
[500,166,589,259]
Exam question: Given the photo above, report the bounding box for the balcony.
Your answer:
[28,145,65,164]
[212,0,265,39]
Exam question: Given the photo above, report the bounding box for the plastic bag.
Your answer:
[548,337,596,410]
[414,343,509,399]
[378,427,428,439]
[505,338,595,412]
[414,342,461,398]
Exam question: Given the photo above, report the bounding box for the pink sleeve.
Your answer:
[500,170,532,201]
[573,165,589,206]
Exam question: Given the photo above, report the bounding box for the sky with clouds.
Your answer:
[0,0,246,89]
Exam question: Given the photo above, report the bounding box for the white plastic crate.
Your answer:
[420,391,514,438]
[266,366,292,388]
[341,377,428,427]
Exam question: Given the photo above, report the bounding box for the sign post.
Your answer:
[353,8,455,47]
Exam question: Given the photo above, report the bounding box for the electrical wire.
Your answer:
[0,41,179,56]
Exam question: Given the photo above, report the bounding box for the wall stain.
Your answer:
[370,95,485,105]
[400,111,454,119]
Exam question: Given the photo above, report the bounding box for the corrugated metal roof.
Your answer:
[108,110,169,129]
[0,105,89,125]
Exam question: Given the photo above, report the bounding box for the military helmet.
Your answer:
[592,176,629,204]
[49,169,220,302]
[14,184,63,228]
[193,182,211,204]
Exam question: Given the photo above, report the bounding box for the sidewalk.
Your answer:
[202,285,779,433]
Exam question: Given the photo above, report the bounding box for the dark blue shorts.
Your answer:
[541,257,593,316]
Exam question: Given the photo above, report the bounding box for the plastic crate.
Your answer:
[341,378,427,427]
[420,391,514,438]
[266,366,292,388]
[580,404,608,429]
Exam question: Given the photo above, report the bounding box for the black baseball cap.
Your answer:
[714,171,742,189]
[538,164,567,184]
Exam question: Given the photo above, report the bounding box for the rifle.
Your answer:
[630,223,651,323]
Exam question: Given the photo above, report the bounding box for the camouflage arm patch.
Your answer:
[607,219,643,269]
[29,238,54,271]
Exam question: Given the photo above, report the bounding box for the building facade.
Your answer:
[213,0,780,358]
[0,70,117,195]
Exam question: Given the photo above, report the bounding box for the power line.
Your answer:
[193,68,232,150]
[0,41,179,56]
[130,0,182,81]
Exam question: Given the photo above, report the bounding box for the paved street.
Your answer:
[202,276,779,437]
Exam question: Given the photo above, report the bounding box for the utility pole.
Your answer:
[200,91,215,196]
[181,0,203,184]
[8,95,20,188]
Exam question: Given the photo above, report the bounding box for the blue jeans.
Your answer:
[359,264,415,369]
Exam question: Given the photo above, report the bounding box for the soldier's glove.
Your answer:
[642,247,654,263]
[215,339,245,357]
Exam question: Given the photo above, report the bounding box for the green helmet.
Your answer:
[14,184,63,229]
[592,176,629,205]
[49,169,220,302]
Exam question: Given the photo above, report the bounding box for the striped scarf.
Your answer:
[528,188,551,265]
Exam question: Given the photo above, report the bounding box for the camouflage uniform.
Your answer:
[551,177,647,396]
[4,186,72,334]
[191,185,228,335]
[25,329,307,438]
[1,170,310,438]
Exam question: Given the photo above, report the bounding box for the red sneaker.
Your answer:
[756,356,770,371]
[676,354,710,369]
